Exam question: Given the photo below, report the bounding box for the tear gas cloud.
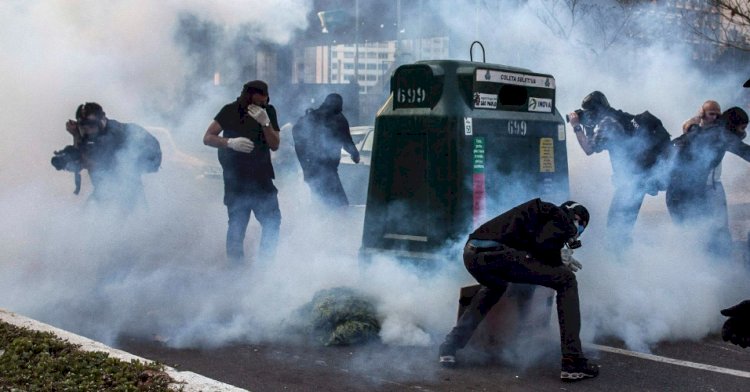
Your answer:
[0,0,749,377]
[437,0,750,356]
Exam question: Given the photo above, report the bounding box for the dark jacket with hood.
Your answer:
[293,94,358,175]
[668,119,750,202]
[469,198,578,266]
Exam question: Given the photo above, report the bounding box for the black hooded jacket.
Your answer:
[668,121,750,197]
[293,94,358,172]
[469,198,578,266]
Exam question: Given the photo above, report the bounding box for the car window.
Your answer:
[351,133,367,145]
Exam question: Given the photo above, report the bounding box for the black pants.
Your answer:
[667,182,731,257]
[225,185,281,264]
[305,162,348,207]
[443,242,583,358]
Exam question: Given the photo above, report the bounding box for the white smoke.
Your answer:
[432,0,750,358]
[1,1,749,379]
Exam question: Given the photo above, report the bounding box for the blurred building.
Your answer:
[290,0,450,124]
[632,0,749,62]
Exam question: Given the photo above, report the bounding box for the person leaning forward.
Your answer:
[57,102,161,212]
[438,198,599,382]
[568,91,670,253]
[203,80,281,265]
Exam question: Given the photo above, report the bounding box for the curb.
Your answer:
[0,308,248,392]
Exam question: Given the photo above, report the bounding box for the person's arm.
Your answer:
[725,131,750,162]
[533,204,578,264]
[264,107,280,151]
[682,115,700,134]
[65,120,82,147]
[338,116,360,163]
[203,120,230,148]
[247,105,280,151]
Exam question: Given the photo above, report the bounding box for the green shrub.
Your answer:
[0,321,178,391]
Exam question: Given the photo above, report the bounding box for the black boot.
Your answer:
[561,356,599,381]
[438,341,457,368]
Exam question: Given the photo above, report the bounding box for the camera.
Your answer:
[566,238,582,249]
[565,109,583,124]
[566,108,598,126]
[51,145,82,172]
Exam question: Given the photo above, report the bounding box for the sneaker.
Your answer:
[439,343,457,368]
[560,356,599,381]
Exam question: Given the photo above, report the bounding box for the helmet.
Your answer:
[581,91,610,111]
[560,201,589,232]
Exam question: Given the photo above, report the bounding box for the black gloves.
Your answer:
[721,300,750,348]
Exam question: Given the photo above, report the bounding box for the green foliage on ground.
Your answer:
[0,321,177,391]
[298,286,381,346]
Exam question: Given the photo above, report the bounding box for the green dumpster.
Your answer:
[361,60,569,265]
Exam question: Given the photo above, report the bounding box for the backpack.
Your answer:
[630,111,672,170]
[292,110,317,177]
[127,123,162,173]
[628,111,672,193]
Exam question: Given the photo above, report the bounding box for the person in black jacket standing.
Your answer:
[292,93,359,207]
[438,198,599,381]
[203,80,281,265]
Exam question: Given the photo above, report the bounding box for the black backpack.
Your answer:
[630,111,672,170]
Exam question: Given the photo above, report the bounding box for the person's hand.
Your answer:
[351,151,360,164]
[567,112,581,127]
[721,300,750,348]
[247,105,271,127]
[561,248,582,272]
[227,137,254,153]
[66,120,79,137]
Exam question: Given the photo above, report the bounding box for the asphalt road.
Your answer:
[117,333,750,392]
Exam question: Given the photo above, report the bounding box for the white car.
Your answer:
[146,126,222,180]
[340,126,374,206]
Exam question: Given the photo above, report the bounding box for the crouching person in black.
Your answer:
[438,198,599,382]
[53,102,161,212]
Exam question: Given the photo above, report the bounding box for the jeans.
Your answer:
[443,242,583,358]
[225,185,281,264]
[305,161,349,207]
[606,183,646,253]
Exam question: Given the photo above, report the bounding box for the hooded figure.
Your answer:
[666,107,750,256]
[292,93,360,207]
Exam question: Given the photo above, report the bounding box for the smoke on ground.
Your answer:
[0,1,749,380]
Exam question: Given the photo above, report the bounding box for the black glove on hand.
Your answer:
[721,300,750,348]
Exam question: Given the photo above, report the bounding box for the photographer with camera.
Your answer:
[52,102,161,212]
[567,91,671,253]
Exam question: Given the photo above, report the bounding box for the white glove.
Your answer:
[561,248,583,272]
[247,105,271,127]
[227,137,254,153]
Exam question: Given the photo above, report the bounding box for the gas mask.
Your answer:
[566,219,586,249]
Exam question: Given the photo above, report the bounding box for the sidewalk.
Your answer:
[0,308,248,392]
